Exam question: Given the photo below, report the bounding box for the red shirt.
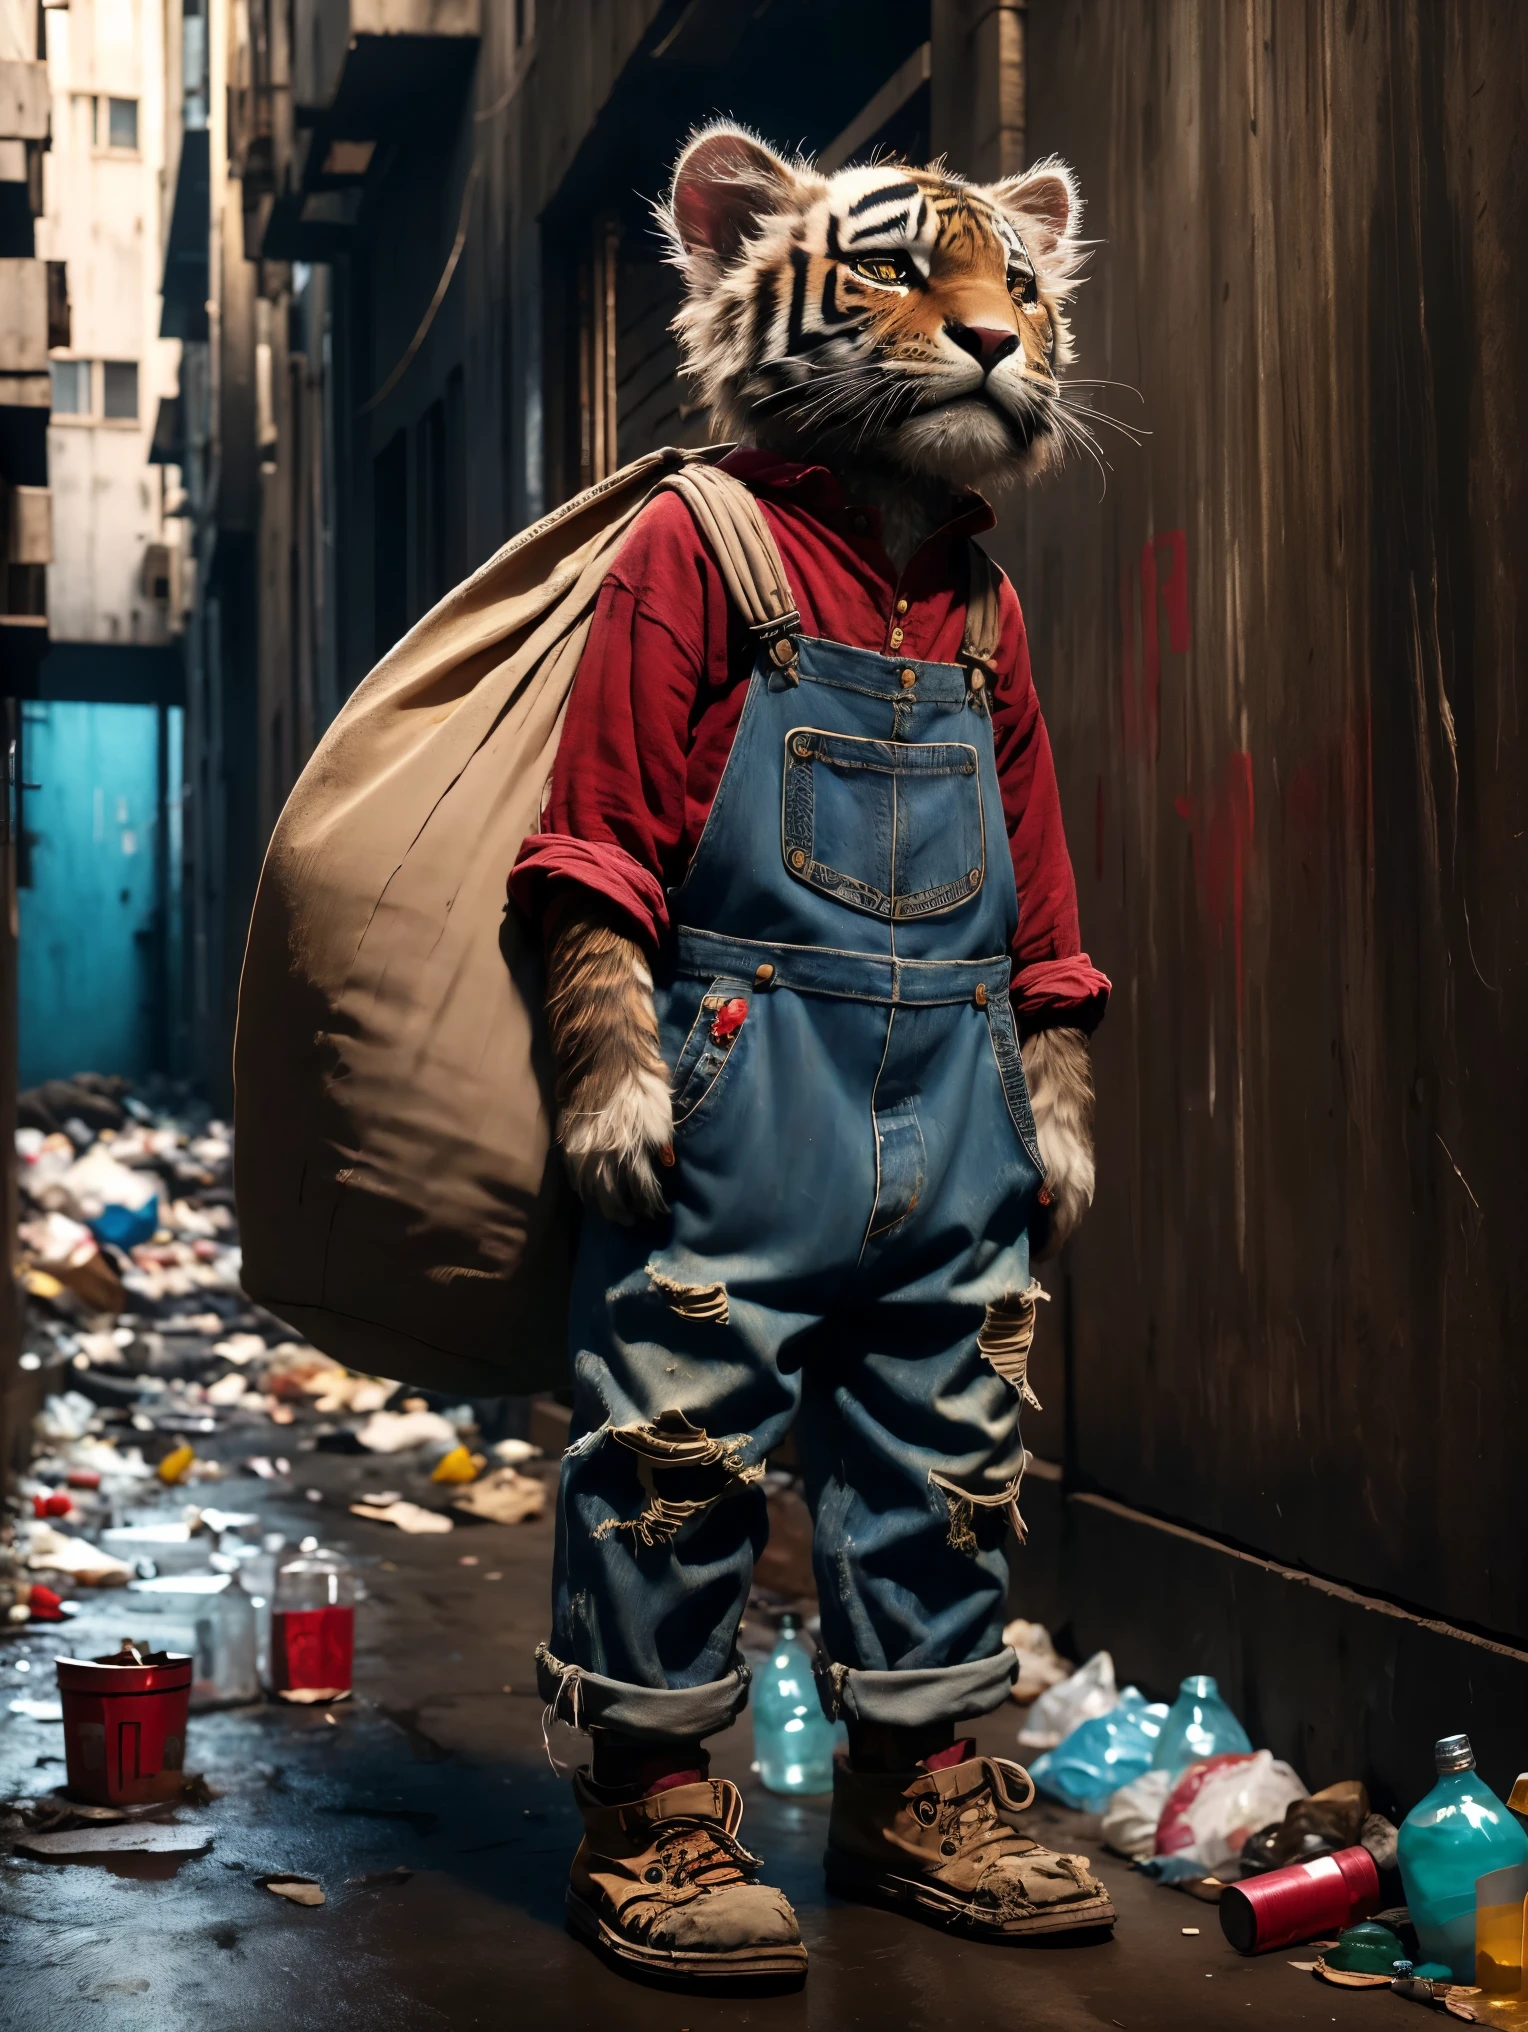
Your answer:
[511,449,1109,1033]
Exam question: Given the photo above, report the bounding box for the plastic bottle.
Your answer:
[1148,1674,1252,1780]
[752,1613,842,1796]
[1397,1734,1528,1982]
[272,1547,356,1697]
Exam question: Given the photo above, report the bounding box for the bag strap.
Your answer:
[664,465,1004,701]
[660,464,804,675]
[960,542,1003,709]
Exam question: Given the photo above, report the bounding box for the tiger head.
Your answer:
[660,124,1085,495]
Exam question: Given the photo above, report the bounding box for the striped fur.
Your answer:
[659,125,1087,497]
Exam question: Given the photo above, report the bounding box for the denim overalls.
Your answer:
[540,558,1046,1741]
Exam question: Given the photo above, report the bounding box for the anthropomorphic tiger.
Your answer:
[512,126,1113,1985]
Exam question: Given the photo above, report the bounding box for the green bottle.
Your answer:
[1396,1734,1528,1982]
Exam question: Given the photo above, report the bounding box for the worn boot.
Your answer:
[825,1747,1116,1939]
[566,1770,808,1981]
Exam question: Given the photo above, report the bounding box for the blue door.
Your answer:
[18,700,184,1088]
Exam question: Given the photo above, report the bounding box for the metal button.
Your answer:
[753,963,775,989]
[974,982,988,1008]
[968,869,981,887]
[889,626,904,648]
[770,636,798,668]
[895,597,909,615]
[792,734,812,758]
[899,667,917,689]
[969,670,986,692]
[789,848,807,870]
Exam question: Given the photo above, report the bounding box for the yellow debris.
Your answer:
[430,1444,478,1484]
[158,1443,195,1484]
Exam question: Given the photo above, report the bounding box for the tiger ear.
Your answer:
[988,156,1081,265]
[666,125,815,270]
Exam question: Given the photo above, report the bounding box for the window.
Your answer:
[50,359,91,415]
[103,361,139,420]
[107,96,138,150]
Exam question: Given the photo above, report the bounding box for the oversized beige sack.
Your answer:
[233,448,800,1398]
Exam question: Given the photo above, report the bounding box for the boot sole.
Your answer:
[823,1850,1116,1942]
[565,1888,809,1982]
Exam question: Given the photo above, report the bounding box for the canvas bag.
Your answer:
[233,447,1001,1398]
[233,448,801,1396]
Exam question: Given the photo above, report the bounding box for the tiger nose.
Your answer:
[945,320,1020,369]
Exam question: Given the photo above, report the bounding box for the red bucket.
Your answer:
[56,1649,193,1806]
[1219,1844,1381,1954]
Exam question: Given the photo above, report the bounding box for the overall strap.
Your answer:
[660,464,803,676]
[959,542,1003,709]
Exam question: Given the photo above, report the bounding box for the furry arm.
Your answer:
[544,893,674,1224]
[1020,1024,1095,1258]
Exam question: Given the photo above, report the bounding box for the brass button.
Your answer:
[889,626,904,648]
[789,848,807,870]
[792,734,812,758]
[968,869,981,887]
[974,982,988,1008]
[969,670,986,692]
[899,667,917,689]
[753,963,775,989]
[895,597,909,615]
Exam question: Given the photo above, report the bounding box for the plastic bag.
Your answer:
[1155,1750,1308,1872]
[1018,1649,1119,1750]
[1002,1618,1074,1704]
[1029,1688,1169,1812]
[1102,1768,1174,1858]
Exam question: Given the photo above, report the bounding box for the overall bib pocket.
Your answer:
[667,977,753,1128]
[781,728,986,921]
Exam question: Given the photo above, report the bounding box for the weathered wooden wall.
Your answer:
[989,1,1527,1648]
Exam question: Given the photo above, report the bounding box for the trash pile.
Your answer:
[3,1073,549,1704]
[1006,1620,1528,2019]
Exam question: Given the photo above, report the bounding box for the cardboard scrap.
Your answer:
[261,1875,325,1906]
[349,1500,453,1534]
[17,1822,211,1859]
[450,1467,546,1526]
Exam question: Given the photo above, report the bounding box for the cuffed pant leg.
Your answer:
[549,1211,801,1704]
[797,1295,1026,1716]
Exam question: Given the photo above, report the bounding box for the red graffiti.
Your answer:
[1174,752,1255,1022]
[1121,529,1191,760]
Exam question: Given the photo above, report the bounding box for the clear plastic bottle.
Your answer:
[215,1531,283,1689]
[1398,1734,1528,1982]
[1148,1673,1252,1780]
[752,1613,842,1796]
[272,1547,356,1697]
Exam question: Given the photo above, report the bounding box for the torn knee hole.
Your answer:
[647,1263,729,1325]
[977,1282,1049,1409]
[593,1407,763,1549]
[928,1469,1028,1555]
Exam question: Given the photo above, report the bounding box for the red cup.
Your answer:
[271,1604,354,1696]
[56,1650,193,1805]
[1219,1845,1381,1954]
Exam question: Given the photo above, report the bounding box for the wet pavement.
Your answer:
[1,1443,1400,2031]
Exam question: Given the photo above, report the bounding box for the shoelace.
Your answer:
[648,1814,761,1892]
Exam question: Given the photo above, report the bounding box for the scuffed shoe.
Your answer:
[566,1770,807,1982]
[825,1748,1116,1940]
